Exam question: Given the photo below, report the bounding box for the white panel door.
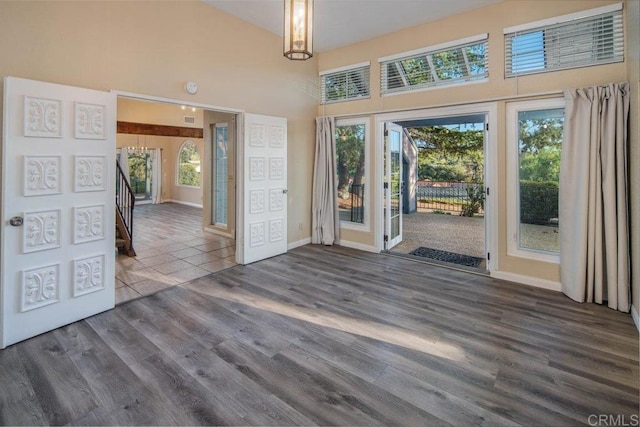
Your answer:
[385,122,403,250]
[242,113,287,264]
[1,77,116,348]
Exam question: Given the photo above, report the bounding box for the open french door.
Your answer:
[384,122,403,250]
[239,113,287,264]
[1,77,116,348]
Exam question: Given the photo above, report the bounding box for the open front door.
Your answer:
[1,77,116,348]
[240,113,287,264]
[385,122,403,250]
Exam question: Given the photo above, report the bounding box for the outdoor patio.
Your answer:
[391,211,560,269]
[392,212,485,260]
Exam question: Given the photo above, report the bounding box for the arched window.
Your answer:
[177,140,201,187]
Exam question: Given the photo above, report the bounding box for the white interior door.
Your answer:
[241,113,287,264]
[385,122,403,250]
[1,77,116,348]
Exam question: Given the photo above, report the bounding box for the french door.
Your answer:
[1,77,116,348]
[385,122,403,250]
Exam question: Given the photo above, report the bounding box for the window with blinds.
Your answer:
[320,63,370,104]
[504,4,623,77]
[379,35,489,95]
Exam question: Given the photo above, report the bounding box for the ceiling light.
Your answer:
[284,0,313,60]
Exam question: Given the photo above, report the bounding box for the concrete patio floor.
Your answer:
[391,212,559,270]
[391,212,485,260]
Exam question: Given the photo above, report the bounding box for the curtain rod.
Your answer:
[326,89,564,120]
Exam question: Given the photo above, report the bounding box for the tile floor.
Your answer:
[115,202,236,304]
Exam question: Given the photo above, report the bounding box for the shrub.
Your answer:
[520,181,558,225]
[460,183,485,217]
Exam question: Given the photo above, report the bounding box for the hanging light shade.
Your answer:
[284,0,313,60]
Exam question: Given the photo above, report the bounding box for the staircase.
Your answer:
[116,160,136,257]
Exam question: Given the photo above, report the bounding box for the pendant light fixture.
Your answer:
[284,0,314,60]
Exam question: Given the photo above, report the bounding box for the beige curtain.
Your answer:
[119,146,131,185]
[312,116,340,245]
[151,148,163,204]
[559,83,630,312]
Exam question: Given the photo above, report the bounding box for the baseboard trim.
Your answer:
[491,270,562,292]
[288,237,311,250]
[165,199,203,209]
[632,304,639,332]
[338,240,379,253]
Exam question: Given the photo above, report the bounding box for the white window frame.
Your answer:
[504,3,624,77]
[506,98,564,263]
[176,139,201,188]
[378,34,489,96]
[320,62,371,104]
[336,117,370,232]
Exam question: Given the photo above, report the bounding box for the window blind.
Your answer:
[505,6,623,77]
[320,64,370,104]
[379,36,489,95]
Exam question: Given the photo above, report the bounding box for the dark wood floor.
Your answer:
[1,245,638,426]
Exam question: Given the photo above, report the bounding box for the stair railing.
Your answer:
[116,160,135,254]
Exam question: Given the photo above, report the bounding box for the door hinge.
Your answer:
[486,187,490,196]
[485,122,489,131]
[383,182,389,189]
[384,235,388,242]
[384,128,389,137]
[487,252,491,261]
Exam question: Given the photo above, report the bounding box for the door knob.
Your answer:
[283,189,288,194]
[9,216,23,226]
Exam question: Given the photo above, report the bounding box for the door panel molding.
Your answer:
[239,113,287,265]
[2,76,116,348]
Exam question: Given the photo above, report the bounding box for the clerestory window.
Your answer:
[320,62,371,104]
[379,34,489,95]
[504,3,623,77]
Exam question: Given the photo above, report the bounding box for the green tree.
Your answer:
[179,163,199,186]
[518,116,563,182]
[335,124,365,194]
[178,141,200,186]
[127,153,151,196]
[408,125,484,183]
[418,160,467,182]
[520,148,561,182]
[519,118,563,153]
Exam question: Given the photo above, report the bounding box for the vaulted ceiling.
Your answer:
[203,0,504,52]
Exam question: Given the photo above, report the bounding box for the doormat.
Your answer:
[408,247,483,268]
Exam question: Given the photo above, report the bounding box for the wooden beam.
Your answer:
[117,121,203,138]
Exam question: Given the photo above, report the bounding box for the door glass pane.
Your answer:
[517,108,563,253]
[389,129,402,240]
[214,126,228,225]
[336,123,366,224]
[391,215,400,239]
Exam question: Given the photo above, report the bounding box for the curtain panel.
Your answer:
[119,146,131,187]
[559,82,630,312]
[152,148,163,204]
[312,116,340,245]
